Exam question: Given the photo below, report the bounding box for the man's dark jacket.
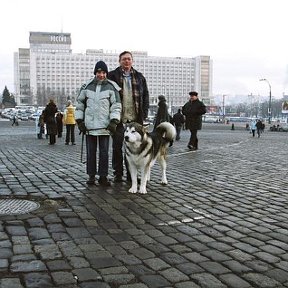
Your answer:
[182,98,206,130]
[108,67,149,124]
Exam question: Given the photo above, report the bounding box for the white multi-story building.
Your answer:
[14,32,213,111]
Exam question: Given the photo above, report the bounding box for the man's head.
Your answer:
[189,91,198,100]
[119,51,133,72]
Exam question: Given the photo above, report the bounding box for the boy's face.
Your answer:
[96,71,106,81]
[120,53,133,71]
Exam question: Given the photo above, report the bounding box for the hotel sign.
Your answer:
[50,35,67,43]
[29,32,72,45]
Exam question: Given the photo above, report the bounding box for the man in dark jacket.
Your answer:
[172,109,185,140]
[182,91,206,150]
[108,51,150,182]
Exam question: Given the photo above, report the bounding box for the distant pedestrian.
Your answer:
[182,91,206,150]
[63,100,76,145]
[43,99,58,145]
[12,114,19,126]
[56,111,63,138]
[261,122,265,133]
[153,95,170,130]
[256,119,263,138]
[37,112,45,139]
[172,109,185,140]
[250,119,256,137]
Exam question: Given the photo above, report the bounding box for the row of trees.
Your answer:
[1,86,16,108]
[225,98,286,119]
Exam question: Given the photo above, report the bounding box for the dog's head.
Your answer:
[124,122,147,144]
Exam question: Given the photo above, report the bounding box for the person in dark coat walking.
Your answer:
[172,109,185,140]
[56,111,63,138]
[182,91,206,150]
[43,99,58,145]
[153,95,170,130]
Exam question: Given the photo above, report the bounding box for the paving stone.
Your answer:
[129,247,155,259]
[219,273,251,288]
[222,260,252,274]
[28,227,50,240]
[47,259,72,271]
[5,226,27,236]
[99,266,129,276]
[102,273,135,285]
[51,271,77,285]
[79,281,111,288]
[10,260,47,272]
[265,268,288,283]
[0,278,24,288]
[143,258,171,271]
[159,252,188,265]
[90,257,122,269]
[73,268,101,281]
[68,256,90,268]
[118,284,148,288]
[159,267,189,282]
[115,254,142,265]
[190,273,227,288]
[0,258,9,271]
[0,248,13,258]
[23,272,53,288]
[127,264,156,277]
[243,272,281,288]
[34,244,62,260]
[140,275,171,287]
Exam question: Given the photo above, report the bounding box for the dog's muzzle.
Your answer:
[124,136,129,142]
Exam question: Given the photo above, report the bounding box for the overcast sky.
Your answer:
[1,0,288,105]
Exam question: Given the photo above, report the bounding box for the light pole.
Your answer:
[222,94,227,123]
[259,78,272,124]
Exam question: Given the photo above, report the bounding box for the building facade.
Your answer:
[14,32,214,111]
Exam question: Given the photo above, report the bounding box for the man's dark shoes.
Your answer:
[98,176,111,186]
[187,145,193,150]
[86,175,95,185]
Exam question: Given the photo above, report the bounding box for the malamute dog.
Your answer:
[124,121,176,194]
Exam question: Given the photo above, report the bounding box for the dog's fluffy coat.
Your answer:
[124,121,176,194]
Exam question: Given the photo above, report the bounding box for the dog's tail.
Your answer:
[155,121,176,142]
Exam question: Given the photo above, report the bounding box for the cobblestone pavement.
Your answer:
[0,120,288,288]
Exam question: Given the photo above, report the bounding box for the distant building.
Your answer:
[14,31,214,110]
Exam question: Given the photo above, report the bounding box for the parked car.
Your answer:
[270,124,288,132]
[279,125,288,132]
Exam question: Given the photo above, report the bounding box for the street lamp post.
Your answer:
[222,94,227,123]
[259,78,272,124]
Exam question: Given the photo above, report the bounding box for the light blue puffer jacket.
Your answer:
[75,78,121,136]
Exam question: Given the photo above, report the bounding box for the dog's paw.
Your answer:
[139,187,147,194]
[161,180,168,185]
[128,187,137,193]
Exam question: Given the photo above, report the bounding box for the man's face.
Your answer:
[120,53,133,71]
